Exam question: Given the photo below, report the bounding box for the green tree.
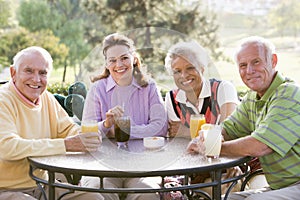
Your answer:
[0,28,68,68]
[47,0,94,82]
[82,0,222,77]
[18,0,61,32]
[269,0,300,38]
[18,0,93,82]
[0,0,11,28]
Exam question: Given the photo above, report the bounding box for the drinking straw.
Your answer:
[216,114,221,125]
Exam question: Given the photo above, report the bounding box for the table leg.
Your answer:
[48,171,55,200]
[211,170,222,200]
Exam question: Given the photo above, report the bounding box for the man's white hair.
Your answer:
[233,36,276,64]
[12,46,53,72]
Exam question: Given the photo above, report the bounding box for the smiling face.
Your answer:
[106,45,135,86]
[171,56,202,96]
[237,42,277,97]
[10,51,50,103]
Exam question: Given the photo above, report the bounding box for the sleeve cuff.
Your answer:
[99,121,111,135]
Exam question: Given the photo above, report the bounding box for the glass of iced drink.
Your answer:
[114,116,130,148]
[81,120,98,133]
[81,120,100,142]
[201,124,222,159]
[190,114,206,139]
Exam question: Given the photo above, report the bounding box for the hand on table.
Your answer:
[64,132,102,152]
[104,105,124,128]
[186,131,205,155]
[168,121,180,137]
[168,121,190,138]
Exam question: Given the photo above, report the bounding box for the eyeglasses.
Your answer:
[171,66,198,76]
[106,54,133,67]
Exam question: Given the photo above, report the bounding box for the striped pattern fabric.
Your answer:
[223,73,300,190]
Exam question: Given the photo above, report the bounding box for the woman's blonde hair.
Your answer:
[91,33,148,87]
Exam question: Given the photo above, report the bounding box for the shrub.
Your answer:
[47,82,70,96]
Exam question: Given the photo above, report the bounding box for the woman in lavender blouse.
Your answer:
[82,33,167,139]
[81,33,167,200]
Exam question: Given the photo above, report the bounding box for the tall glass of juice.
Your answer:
[81,120,98,133]
[190,114,206,139]
[81,120,100,142]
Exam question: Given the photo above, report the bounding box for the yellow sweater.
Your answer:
[0,81,80,189]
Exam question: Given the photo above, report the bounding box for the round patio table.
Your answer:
[28,137,251,200]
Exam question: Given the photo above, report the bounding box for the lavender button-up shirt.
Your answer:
[82,76,168,139]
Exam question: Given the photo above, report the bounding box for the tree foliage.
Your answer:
[0,28,68,68]
[269,0,300,38]
[82,0,222,77]
[0,0,11,28]
[4,0,223,82]
[18,0,94,82]
[18,0,61,32]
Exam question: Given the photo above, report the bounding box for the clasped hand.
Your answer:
[104,105,124,128]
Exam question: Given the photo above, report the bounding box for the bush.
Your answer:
[47,82,70,96]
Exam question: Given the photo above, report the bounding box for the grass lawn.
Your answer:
[49,66,76,84]
[213,44,300,88]
[215,13,300,86]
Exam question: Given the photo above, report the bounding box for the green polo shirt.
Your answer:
[223,73,300,190]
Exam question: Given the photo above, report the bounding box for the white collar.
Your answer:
[175,78,211,104]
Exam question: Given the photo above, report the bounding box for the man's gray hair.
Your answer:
[165,40,210,75]
[12,46,53,71]
[233,36,276,64]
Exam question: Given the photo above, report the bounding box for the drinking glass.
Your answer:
[81,120,98,133]
[114,116,130,148]
[190,114,206,139]
[81,120,100,142]
[202,124,222,159]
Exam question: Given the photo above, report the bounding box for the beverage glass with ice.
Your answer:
[202,124,222,159]
[190,114,206,139]
[81,120,98,133]
[115,116,130,148]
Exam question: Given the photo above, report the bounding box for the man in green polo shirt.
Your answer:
[224,36,300,199]
[189,36,300,199]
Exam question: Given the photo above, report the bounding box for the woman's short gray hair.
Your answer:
[165,41,210,75]
[12,46,53,71]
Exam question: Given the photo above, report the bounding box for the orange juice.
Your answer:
[81,121,98,133]
[190,114,206,139]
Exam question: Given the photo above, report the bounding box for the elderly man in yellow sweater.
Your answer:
[0,46,103,200]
